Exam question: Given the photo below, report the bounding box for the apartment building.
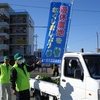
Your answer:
[0,3,34,62]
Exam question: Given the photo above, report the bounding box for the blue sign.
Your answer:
[42,2,71,64]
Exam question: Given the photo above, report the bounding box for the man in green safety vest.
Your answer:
[0,56,12,100]
[10,53,41,100]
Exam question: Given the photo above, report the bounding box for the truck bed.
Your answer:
[30,78,60,96]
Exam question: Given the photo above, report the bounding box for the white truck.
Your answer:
[30,52,100,100]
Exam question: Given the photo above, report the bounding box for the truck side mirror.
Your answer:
[74,69,83,80]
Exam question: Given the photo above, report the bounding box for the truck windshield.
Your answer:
[83,55,100,79]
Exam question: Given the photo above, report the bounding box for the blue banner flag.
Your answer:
[42,2,71,64]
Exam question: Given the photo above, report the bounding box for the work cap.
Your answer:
[4,56,10,60]
[14,53,23,60]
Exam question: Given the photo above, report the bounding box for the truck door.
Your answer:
[60,57,86,100]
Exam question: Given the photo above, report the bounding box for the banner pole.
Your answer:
[65,0,75,52]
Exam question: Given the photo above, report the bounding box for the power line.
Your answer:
[71,23,100,26]
[34,26,47,28]
[74,9,100,13]
[9,4,100,29]
[10,4,49,9]
[10,4,100,13]
[34,22,100,28]
[37,35,97,48]
[68,35,96,44]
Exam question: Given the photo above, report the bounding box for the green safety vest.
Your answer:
[13,63,30,91]
[0,63,12,83]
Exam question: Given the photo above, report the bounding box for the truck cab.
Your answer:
[60,52,100,100]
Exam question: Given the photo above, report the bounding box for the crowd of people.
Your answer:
[0,53,60,100]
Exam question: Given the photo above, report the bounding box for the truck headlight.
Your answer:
[98,89,100,100]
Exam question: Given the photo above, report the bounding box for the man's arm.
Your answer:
[10,68,17,90]
[26,60,41,72]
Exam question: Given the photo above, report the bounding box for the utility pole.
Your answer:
[34,34,38,51]
[35,34,38,51]
[96,32,100,53]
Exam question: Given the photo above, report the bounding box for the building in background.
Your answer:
[34,49,43,59]
[0,3,34,63]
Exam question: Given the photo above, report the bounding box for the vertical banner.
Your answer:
[42,2,71,64]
